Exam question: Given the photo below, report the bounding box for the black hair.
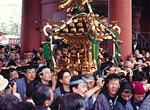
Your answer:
[136,58,144,63]
[14,102,36,110]
[120,79,133,93]
[7,61,16,67]
[26,81,40,98]
[103,52,108,58]
[35,65,49,82]
[0,94,19,110]
[23,65,36,73]
[32,49,38,55]
[60,93,85,110]
[8,51,16,56]
[25,51,32,53]
[57,69,70,81]
[53,96,63,110]
[32,56,41,63]
[0,45,4,50]
[0,58,3,63]
[32,84,52,106]
[69,75,83,92]
[133,39,137,42]
[132,70,147,81]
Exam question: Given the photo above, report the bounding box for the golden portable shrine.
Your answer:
[43,0,122,75]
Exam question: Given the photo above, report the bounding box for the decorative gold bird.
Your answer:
[58,0,93,11]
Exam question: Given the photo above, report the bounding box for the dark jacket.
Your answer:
[139,95,150,110]
[36,107,49,110]
[113,97,134,110]
[132,44,141,53]
[131,98,142,110]
[16,77,27,101]
[87,95,95,110]
[54,86,70,99]
[93,90,118,110]
[93,93,111,110]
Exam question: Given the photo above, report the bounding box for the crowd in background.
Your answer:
[1,39,150,110]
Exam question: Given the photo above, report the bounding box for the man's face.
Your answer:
[107,79,120,97]
[133,41,137,45]
[73,82,87,97]
[24,69,36,83]
[134,50,139,55]
[129,56,136,62]
[121,91,132,101]
[9,53,16,60]
[86,79,95,90]
[20,60,26,66]
[134,93,145,103]
[40,68,53,82]
[61,72,71,85]
[16,54,20,60]
[137,59,143,64]
[124,61,134,69]
[1,48,5,53]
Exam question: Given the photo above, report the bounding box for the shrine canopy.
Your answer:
[52,13,113,45]
[43,0,122,75]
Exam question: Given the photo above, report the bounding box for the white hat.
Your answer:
[0,75,8,91]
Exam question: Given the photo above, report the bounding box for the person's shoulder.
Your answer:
[16,77,25,82]
[98,93,105,97]
[114,101,124,110]
[96,93,107,101]
[54,87,61,92]
[141,95,150,105]
[139,95,150,110]
[125,101,134,110]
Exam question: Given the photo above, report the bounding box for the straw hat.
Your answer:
[0,75,8,91]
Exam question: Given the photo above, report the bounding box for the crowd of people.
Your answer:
[0,40,150,110]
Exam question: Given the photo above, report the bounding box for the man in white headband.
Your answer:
[12,66,36,101]
[37,65,56,91]
[70,74,104,110]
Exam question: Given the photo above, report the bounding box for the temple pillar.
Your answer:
[108,0,132,60]
[21,0,41,56]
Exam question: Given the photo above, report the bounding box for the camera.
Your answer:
[9,79,16,87]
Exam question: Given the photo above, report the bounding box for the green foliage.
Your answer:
[9,23,20,35]
[0,22,21,35]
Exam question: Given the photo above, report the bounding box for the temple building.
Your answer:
[21,0,150,60]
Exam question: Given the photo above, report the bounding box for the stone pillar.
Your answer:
[108,0,132,60]
[21,0,41,56]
